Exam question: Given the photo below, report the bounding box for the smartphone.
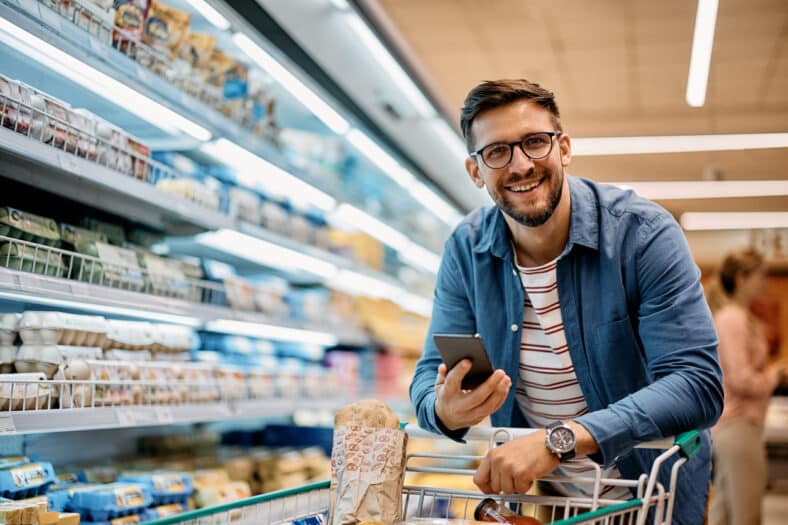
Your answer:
[433,333,495,390]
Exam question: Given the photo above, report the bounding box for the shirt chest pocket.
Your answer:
[592,316,649,394]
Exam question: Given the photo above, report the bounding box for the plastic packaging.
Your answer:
[0,462,56,498]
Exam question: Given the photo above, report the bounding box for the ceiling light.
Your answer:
[680,212,788,231]
[195,229,339,280]
[330,204,441,274]
[185,0,231,30]
[232,33,350,135]
[200,139,337,211]
[0,291,202,327]
[612,180,788,200]
[204,319,338,346]
[343,15,435,118]
[571,133,788,156]
[0,18,210,140]
[686,0,719,107]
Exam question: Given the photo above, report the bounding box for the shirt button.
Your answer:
[511,324,519,332]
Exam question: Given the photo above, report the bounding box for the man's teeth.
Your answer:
[509,180,541,192]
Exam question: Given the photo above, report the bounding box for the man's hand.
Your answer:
[473,422,598,494]
[473,431,559,494]
[434,360,511,431]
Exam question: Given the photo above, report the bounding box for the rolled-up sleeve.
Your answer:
[410,237,477,435]
[576,214,723,466]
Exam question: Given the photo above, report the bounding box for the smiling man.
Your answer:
[410,79,723,524]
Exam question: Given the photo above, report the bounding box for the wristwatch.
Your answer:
[545,421,577,461]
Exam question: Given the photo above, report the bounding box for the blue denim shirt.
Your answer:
[410,175,723,525]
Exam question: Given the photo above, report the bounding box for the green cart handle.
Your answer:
[674,430,702,459]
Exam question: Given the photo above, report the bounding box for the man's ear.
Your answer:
[466,157,484,188]
[559,134,572,167]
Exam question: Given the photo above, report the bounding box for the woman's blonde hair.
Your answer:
[705,248,765,313]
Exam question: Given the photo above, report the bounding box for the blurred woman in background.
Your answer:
[707,248,784,525]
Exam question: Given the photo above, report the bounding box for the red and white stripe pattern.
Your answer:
[514,257,630,500]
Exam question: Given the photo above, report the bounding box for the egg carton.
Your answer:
[0,462,56,498]
[14,345,62,378]
[103,321,153,350]
[46,483,100,512]
[0,347,15,374]
[149,325,195,353]
[0,315,18,345]
[117,474,193,505]
[69,483,151,521]
[18,312,107,347]
[140,503,185,521]
[0,373,55,410]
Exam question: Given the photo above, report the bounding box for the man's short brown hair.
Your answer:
[460,79,562,153]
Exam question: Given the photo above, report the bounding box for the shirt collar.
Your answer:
[472,174,599,258]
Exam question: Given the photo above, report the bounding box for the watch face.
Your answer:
[549,427,576,454]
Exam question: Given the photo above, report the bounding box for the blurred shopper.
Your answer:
[707,249,784,525]
[410,79,723,525]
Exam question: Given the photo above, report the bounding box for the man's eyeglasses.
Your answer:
[471,132,562,169]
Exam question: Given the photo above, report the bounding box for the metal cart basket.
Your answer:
[144,424,702,525]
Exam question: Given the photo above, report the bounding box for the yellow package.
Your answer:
[142,0,191,53]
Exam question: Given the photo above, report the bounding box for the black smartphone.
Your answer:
[433,333,495,390]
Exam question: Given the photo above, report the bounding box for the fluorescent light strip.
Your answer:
[431,118,469,164]
[204,319,338,346]
[0,291,202,327]
[613,180,788,200]
[571,133,788,156]
[331,204,441,274]
[344,16,435,118]
[680,212,788,231]
[0,18,210,140]
[185,0,231,30]
[328,269,432,316]
[686,0,719,107]
[195,229,339,280]
[408,180,464,227]
[232,33,350,135]
[201,139,336,211]
[345,129,415,186]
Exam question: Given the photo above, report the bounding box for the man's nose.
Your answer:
[508,144,536,173]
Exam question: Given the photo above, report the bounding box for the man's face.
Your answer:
[465,100,571,227]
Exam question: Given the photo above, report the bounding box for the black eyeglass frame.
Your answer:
[470,131,563,169]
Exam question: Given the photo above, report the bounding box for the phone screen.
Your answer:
[433,333,495,390]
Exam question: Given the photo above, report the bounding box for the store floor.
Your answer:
[765,492,788,524]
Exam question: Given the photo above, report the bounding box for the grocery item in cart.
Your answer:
[473,499,542,525]
[329,400,407,525]
[0,207,61,247]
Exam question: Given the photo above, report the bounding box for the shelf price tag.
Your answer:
[0,414,15,434]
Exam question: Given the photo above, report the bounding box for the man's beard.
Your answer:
[493,168,564,227]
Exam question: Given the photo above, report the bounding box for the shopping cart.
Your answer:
[143,424,702,525]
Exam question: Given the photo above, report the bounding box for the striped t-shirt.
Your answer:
[514,256,630,500]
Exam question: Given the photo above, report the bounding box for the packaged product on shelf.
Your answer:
[249,276,289,317]
[57,360,95,409]
[0,499,49,524]
[86,361,135,406]
[74,242,144,290]
[258,194,289,234]
[0,314,19,345]
[175,32,215,69]
[0,346,15,373]
[0,462,56,499]
[136,252,189,299]
[223,277,255,311]
[69,483,151,521]
[215,366,246,401]
[71,1,115,43]
[104,321,154,350]
[126,138,150,182]
[0,208,61,247]
[141,1,190,55]
[42,0,75,19]
[80,219,125,247]
[178,363,218,403]
[14,346,62,378]
[117,473,192,505]
[149,325,194,354]
[203,50,234,88]
[0,245,65,278]
[0,373,54,410]
[102,349,151,362]
[0,76,32,135]
[274,358,302,399]
[227,186,261,224]
[192,481,250,509]
[17,311,107,348]
[113,0,150,53]
[287,289,329,323]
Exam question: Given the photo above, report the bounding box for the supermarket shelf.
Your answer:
[0,126,233,235]
[0,398,350,435]
[1,0,296,175]
[0,267,370,346]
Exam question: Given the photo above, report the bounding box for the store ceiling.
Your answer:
[368,0,788,265]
